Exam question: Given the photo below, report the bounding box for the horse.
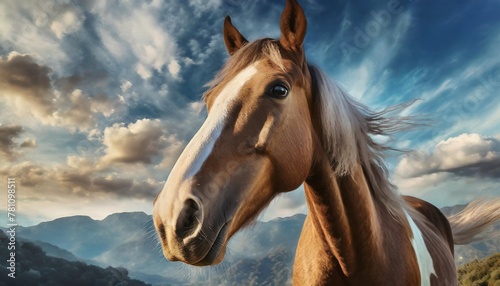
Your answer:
[153,0,500,284]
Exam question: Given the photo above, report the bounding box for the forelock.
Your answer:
[204,39,284,100]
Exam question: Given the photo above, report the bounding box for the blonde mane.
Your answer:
[204,38,416,219]
[309,65,417,219]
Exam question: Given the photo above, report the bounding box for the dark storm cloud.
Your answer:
[0,53,54,117]
[0,125,23,159]
[93,176,133,194]
[0,162,48,187]
[446,160,500,179]
[0,124,36,160]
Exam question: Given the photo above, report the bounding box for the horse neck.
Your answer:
[303,153,392,276]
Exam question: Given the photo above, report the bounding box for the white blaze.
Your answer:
[404,211,436,286]
[165,64,258,191]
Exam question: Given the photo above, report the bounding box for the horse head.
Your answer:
[153,0,315,266]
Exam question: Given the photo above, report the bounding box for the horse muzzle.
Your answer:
[153,196,230,266]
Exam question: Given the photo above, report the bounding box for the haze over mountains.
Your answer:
[0,230,149,286]
[6,206,499,285]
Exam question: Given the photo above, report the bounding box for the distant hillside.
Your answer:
[13,205,499,285]
[0,230,149,286]
[229,214,304,259]
[17,212,151,259]
[455,226,500,266]
[210,247,294,286]
[95,214,305,283]
[440,204,467,216]
[16,212,186,282]
[18,237,81,262]
[458,253,500,285]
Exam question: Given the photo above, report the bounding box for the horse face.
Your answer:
[153,0,311,266]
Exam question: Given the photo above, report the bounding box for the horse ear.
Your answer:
[279,0,307,51]
[223,16,248,56]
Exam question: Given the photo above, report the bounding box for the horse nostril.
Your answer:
[158,222,166,241]
[175,198,202,239]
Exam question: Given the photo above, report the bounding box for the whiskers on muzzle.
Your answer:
[177,250,235,284]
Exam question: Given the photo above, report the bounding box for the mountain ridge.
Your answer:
[0,230,150,286]
[11,205,499,285]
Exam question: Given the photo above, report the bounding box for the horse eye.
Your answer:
[268,84,288,99]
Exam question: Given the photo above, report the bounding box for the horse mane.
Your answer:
[309,65,417,220]
[204,38,283,99]
[205,38,416,220]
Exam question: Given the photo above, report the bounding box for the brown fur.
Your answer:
[294,152,421,285]
[404,196,455,253]
[152,0,500,284]
[223,16,248,56]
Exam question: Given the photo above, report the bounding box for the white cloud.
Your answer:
[395,172,450,194]
[187,35,223,65]
[395,133,500,178]
[102,119,175,166]
[188,0,222,17]
[66,155,98,173]
[0,0,496,228]
[0,156,162,219]
[99,28,127,60]
[395,172,498,208]
[156,136,184,170]
[20,138,37,148]
[168,60,181,77]
[53,89,96,129]
[121,80,132,92]
[394,133,500,206]
[0,161,52,188]
[189,101,205,114]
[50,7,84,39]
[0,53,117,131]
[0,1,73,70]
[136,63,152,80]
[92,2,179,79]
[0,158,159,226]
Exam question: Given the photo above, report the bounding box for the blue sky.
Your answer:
[0,0,499,226]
